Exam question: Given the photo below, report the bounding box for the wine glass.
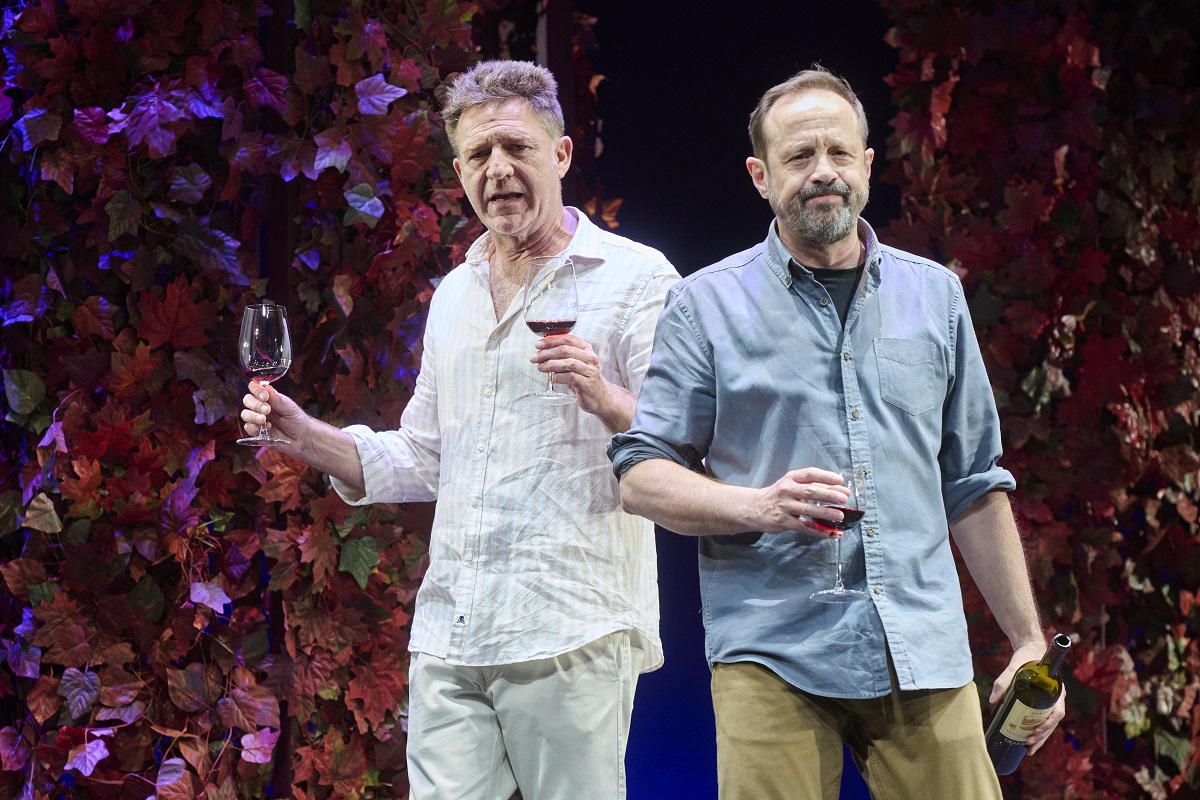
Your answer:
[236,303,293,446]
[522,255,579,405]
[809,465,868,604]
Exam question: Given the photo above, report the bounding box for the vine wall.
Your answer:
[880,1,1200,797]
[0,1,492,797]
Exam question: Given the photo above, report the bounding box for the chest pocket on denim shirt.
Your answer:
[874,338,943,415]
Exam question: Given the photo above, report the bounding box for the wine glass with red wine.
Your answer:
[522,255,579,405]
[809,465,868,604]
[236,303,293,446]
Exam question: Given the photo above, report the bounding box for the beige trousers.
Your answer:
[407,631,644,800]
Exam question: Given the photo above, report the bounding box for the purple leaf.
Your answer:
[355,74,408,116]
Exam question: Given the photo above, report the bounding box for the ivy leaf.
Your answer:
[189,580,231,612]
[12,108,62,151]
[0,726,31,772]
[314,129,352,173]
[338,536,379,589]
[64,738,108,776]
[112,82,188,157]
[97,666,141,707]
[156,757,186,789]
[39,147,76,193]
[4,368,45,414]
[298,524,339,589]
[126,575,165,623]
[58,667,100,718]
[73,296,118,340]
[240,728,279,764]
[71,107,110,144]
[244,68,289,114]
[255,449,307,511]
[355,74,408,115]
[168,164,214,204]
[23,493,62,534]
[172,217,244,282]
[1155,730,1193,773]
[0,558,48,599]
[294,46,331,94]
[166,663,221,713]
[104,190,140,241]
[344,183,385,228]
[27,675,62,724]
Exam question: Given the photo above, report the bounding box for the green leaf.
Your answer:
[3,369,45,414]
[338,536,379,589]
[127,575,166,623]
[1156,729,1193,772]
[28,581,56,607]
[343,183,385,228]
[104,190,140,241]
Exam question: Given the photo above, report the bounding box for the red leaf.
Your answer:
[134,275,212,350]
[298,523,338,589]
[27,675,63,724]
[166,663,221,713]
[0,726,31,771]
[97,666,141,707]
[355,74,408,116]
[105,342,159,399]
[113,83,187,157]
[255,449,307,511]
[244,68,289,114]
[294,47,332,95]
[73,295,118,340]
[0,558,48,600]
[59,457,102,511]
[39,147,76,193]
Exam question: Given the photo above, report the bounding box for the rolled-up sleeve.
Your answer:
[938,285,1016,521]
[609,287,715,478]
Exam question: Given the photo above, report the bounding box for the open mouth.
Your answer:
[489,192,523,204]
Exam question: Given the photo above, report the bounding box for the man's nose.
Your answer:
[810,154,838,183]
[486,149,513,179]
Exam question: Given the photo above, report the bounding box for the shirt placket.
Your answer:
[446,295,505,661]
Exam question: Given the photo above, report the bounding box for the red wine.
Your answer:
[985,633,1071,775]
[245,365,288,384]
[527,319,576,336]
[809,506,864,532]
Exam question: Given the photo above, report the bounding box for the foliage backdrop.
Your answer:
[0,0,491,797]
[880,0,1200,797]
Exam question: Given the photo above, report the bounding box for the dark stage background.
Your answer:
[579,3,899,798]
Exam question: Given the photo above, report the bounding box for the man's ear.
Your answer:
[556,136,574,178]
[746,157,770,200]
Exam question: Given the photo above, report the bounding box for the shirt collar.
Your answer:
[464,207,606,278]
[765,217,883,286]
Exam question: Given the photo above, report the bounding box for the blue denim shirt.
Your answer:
[609,220,1015,698]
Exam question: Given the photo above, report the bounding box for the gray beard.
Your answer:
[776,185,869,246]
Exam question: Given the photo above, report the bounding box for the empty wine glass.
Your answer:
[236,303,292,446]
[522,255,579,405]
[809,464,868,604]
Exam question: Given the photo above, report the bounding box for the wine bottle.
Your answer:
[985,633,1071,775]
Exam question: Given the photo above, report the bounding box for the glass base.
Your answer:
[526,390,576,405]
[236,435,291,446]
[810,587,869,604]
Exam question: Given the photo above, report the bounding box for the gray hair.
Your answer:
[748,65,869,159]
[442,60,565,154]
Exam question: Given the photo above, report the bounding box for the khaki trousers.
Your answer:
[711,660,1003,800]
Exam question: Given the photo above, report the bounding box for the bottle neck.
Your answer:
[1038,633,1072,674]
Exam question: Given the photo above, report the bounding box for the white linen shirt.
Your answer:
[331,209,678,670]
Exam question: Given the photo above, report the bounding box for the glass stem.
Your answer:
[833,535,846,592]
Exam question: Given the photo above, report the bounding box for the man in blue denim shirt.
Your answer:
[608,67,1065,799]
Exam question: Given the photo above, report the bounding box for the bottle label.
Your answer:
[999,700,1053,740]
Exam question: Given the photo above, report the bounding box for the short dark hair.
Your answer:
[748,66,869,159]
[443,60,564,154]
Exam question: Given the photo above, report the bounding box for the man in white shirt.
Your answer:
[239,60,678,800]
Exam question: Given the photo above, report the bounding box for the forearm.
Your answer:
[951,490,1044,650]
[591,383,637,434]
[619,458,764,536]
[292,416,367,496]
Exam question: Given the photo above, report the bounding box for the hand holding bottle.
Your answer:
[985,634,1070,774]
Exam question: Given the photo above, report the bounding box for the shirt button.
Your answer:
[851,409,861,420]
[873,586,882,595]
[471,497,480,508]
[476,441,486,452]
[866,527,877,537]
[843,351,851,361]
[483,386,494,397]
[820,298,829,306]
